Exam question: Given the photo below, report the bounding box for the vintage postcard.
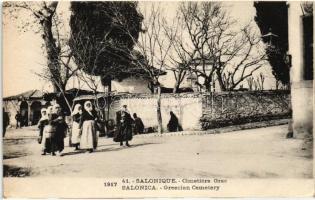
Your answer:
[2,0,314,198]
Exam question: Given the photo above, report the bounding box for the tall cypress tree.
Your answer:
[69,2,143,87]
[254,1,290,85]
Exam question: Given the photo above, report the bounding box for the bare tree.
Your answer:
[174,2,219,92]
[3,2,84,113]
[246,77,255,91]
[256,73,265,90]
[3,2,68,92]
[33,12,80,111]
[173,2,267,92]
[107,4,174,133]
[253,80,259,90]
[163,13,196,93]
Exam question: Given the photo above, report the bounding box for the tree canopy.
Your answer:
[69,1,143,86]
[254,1,290,85]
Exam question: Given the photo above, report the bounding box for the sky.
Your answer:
[2,1,277,97]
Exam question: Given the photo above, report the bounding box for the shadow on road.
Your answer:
[3,165,32,177]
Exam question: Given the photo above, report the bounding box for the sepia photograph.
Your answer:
[1,0,314,198]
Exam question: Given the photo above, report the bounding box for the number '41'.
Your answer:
[122,179,129,183]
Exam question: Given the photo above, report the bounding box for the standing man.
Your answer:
[114,105,133,147]
[3,108,10,137]
[51,104,67,156]
[15,111,21,129]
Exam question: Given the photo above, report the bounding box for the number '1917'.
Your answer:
[104,182,117,187]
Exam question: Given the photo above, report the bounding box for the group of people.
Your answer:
[38,104,68,156]
[38,101,100,156]
[37,101,146,156]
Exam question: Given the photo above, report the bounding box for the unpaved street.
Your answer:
[3,125,312,178]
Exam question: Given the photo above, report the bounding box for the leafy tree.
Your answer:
[69,1,143,89]
[254,1,290,85]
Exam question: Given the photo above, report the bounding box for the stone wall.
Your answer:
[108,93,203,131]
[200,90,291,129]
[106,91,291,132]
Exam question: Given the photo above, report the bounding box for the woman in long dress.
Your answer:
[167,111,179,132]
[71,104,82,150]
[37,108,47,144]
[80,101,98,153]
[41,106,54,155]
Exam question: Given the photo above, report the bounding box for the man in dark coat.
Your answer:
[114,105,133,147]
[51,104,67,156]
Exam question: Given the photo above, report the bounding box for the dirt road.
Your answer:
[3,125,312,178]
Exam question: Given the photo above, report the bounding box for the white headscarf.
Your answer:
[72,104,82,116]
[84,101,93,113]
[121,105,130,114]
[40,108,48,121]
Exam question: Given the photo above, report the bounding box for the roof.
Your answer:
[73,93,106,101]
[3,88,99,101]
[129,50,167,77]
[3,90,44,101]
[73,92,128,102]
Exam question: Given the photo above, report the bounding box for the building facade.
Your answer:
[288,2,313,138]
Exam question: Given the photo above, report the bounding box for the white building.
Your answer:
[287,2,313,138]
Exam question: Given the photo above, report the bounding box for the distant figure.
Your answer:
[15,111,22,129]
[114,105,133,147]
[37,108,48,144]
[80,101,98,153]
[3,108,10,137]
[71,104,82,150]
[133,113,144,134]
[167,111,179,132]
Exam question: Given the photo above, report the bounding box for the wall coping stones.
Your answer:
[133,118,290,138]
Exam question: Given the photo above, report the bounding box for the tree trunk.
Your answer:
[41,16,62,93]
[204,77,212,92]
[156,86,163,134]
[216,71,227,91]
[173,81,180,93]
[107,81,112,121]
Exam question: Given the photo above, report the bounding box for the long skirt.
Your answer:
[71,121,81,145]
[80,120,97,149]
[41,126,54,153]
